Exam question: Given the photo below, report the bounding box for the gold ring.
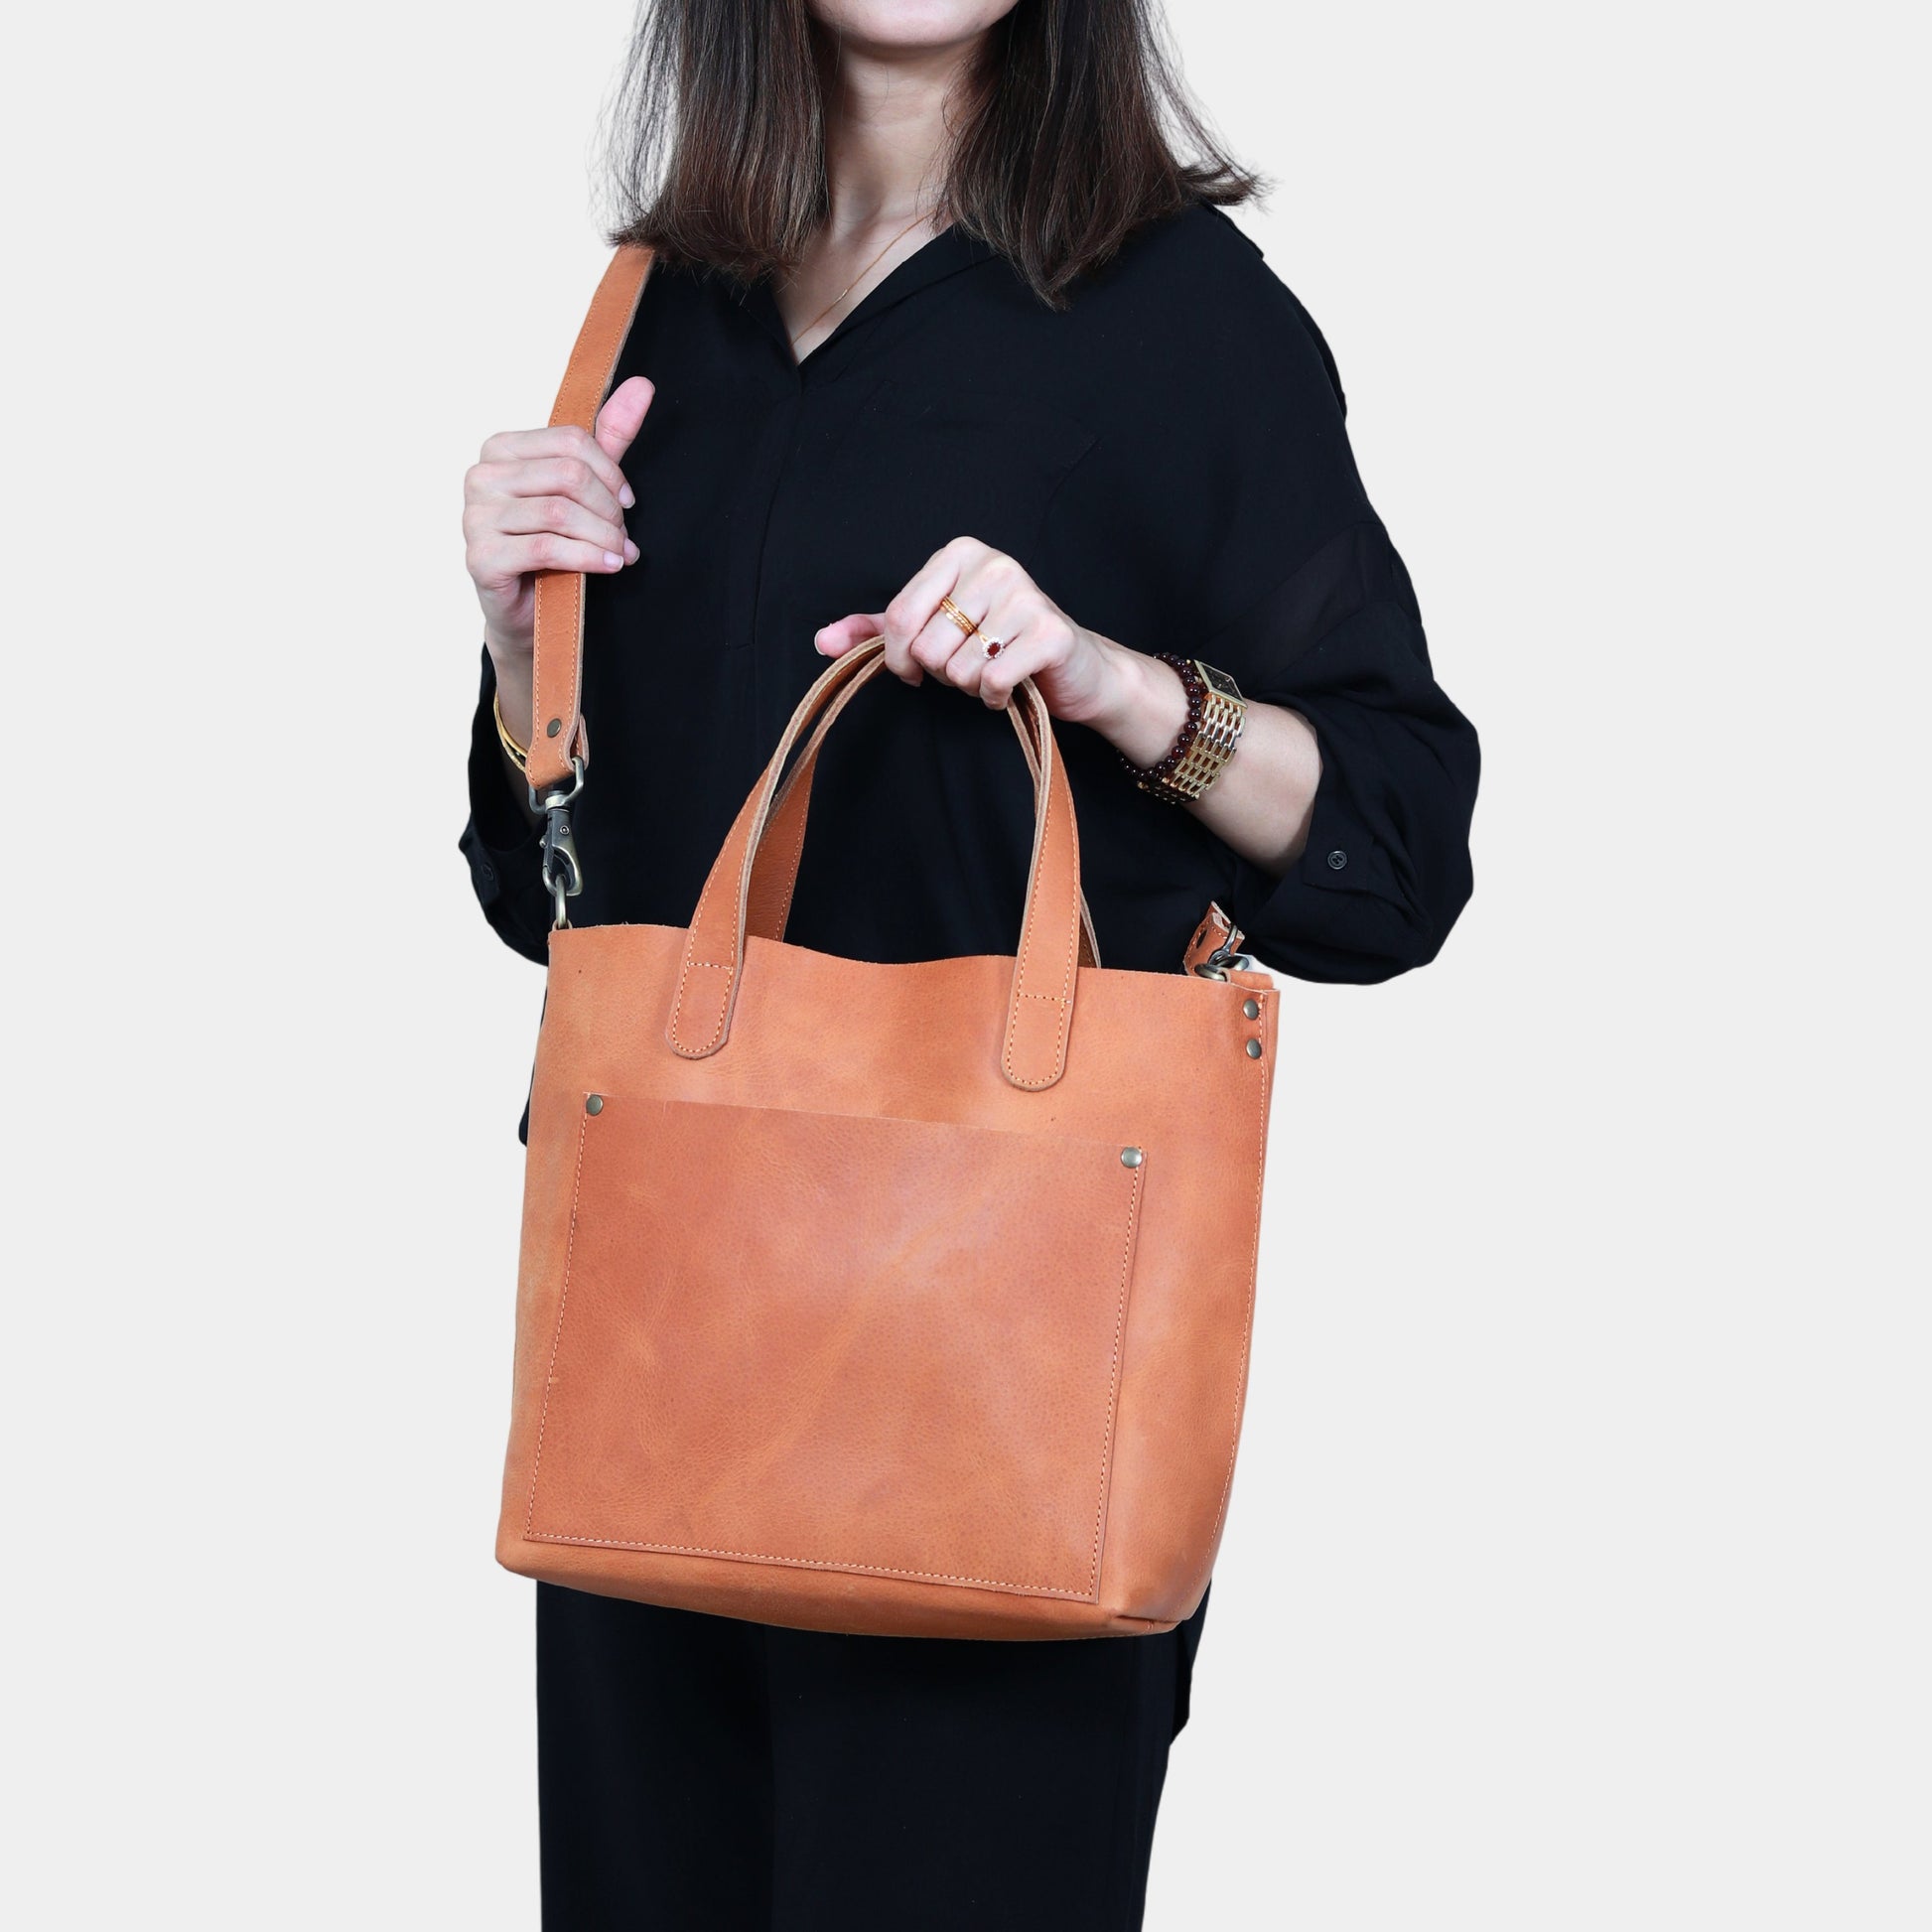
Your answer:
[939,596,981,639]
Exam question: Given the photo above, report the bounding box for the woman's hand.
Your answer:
[463,375,655,745]
[816,534,1323,877]
[814,536,1162,744]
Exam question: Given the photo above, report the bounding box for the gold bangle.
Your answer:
[493,691,529,772]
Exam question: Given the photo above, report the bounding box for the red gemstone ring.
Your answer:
[978,632,1006,659]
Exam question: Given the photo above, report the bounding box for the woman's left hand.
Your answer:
[814,536,1139,729]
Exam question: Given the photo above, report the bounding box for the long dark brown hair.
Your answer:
[605,0,1258,306]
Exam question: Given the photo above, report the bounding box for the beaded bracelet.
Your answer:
[1120,653,1249,805]
[1120,653,1206,798]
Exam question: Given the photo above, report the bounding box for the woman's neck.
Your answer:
[775,23,987,356]
[818,32,980,233]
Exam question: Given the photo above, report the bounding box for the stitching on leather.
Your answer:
[667,804,739,1053]
[1008,711,1096,967]
[529,575,577,790]
[1087,1160,1144,1596]
[560,579,583,778]
[666,958,736,1056]
[521,1533,1093,1598]
[1207,995,1271,1548]
[532,250,648,788]
[682,655,855,1048]
[524,1109,592,1538]
[673,644,883,1055]
[522,1111,1138,1605]
[555,277,616,419]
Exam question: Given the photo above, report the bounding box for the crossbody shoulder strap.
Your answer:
[526,244,656,794]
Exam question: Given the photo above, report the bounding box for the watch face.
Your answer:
[1196,660,1243,701]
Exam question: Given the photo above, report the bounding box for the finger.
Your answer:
[924,551,1035,694]
[475,532,629,581]
[481,494,636,563]
[879,538,984,666]
[594,377,655,485]
[933,622,989,696]
[976,622,1061,712]
[471,455,624,528]
[476,427,629,507]
[933,603,1029,702]
[963,580,1057,691]
[907,605,983,679]
[813,613,886,657]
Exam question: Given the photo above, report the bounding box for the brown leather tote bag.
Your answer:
[495,250,1280,1639]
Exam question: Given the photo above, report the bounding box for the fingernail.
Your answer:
[623,540,639,564]
[603,551,622,570]
[620,484,635,508]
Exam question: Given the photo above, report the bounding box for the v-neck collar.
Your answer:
[749,225,998,373]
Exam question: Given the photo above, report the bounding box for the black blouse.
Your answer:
[461,207,1477,989]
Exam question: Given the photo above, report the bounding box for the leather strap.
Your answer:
[670,637,1087,1090]
[526,245,656,793]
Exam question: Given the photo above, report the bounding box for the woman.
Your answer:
[460,1,1478,1924]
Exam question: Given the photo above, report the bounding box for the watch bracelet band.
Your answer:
[1122,654,1248,805]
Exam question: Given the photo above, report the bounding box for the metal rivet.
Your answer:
[585,1094,604,1115]
[1243,997,1260,1020]
[1120,1147,1144,1168]
[1245,1038,1263,1060]
[546,717,564,739]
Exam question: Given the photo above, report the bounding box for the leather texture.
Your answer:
[527,244,655,792]
[496,253,1280,1640]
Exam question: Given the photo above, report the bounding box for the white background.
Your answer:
[4,2,1925,1924]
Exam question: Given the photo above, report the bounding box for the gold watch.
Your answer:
[1124,655,1248,805]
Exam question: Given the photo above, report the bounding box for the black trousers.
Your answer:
[537,1583,1209,1931]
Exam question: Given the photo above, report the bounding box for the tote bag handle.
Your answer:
[668,637,1087,1092]
[745,666,1101,970]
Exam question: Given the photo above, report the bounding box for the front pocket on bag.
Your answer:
[524,1096,1145,1600]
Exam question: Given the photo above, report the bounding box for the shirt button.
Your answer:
[1326,849,1347,871]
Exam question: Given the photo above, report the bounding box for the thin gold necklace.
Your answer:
[789,209,933,349]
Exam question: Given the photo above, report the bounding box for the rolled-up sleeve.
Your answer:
[1101,218,1480,984]
[1209,523,1478,982]
[457,646,551,965]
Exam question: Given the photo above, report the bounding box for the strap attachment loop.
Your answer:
[537,758,588,929]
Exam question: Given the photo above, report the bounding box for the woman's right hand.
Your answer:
[463,374,655,746]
